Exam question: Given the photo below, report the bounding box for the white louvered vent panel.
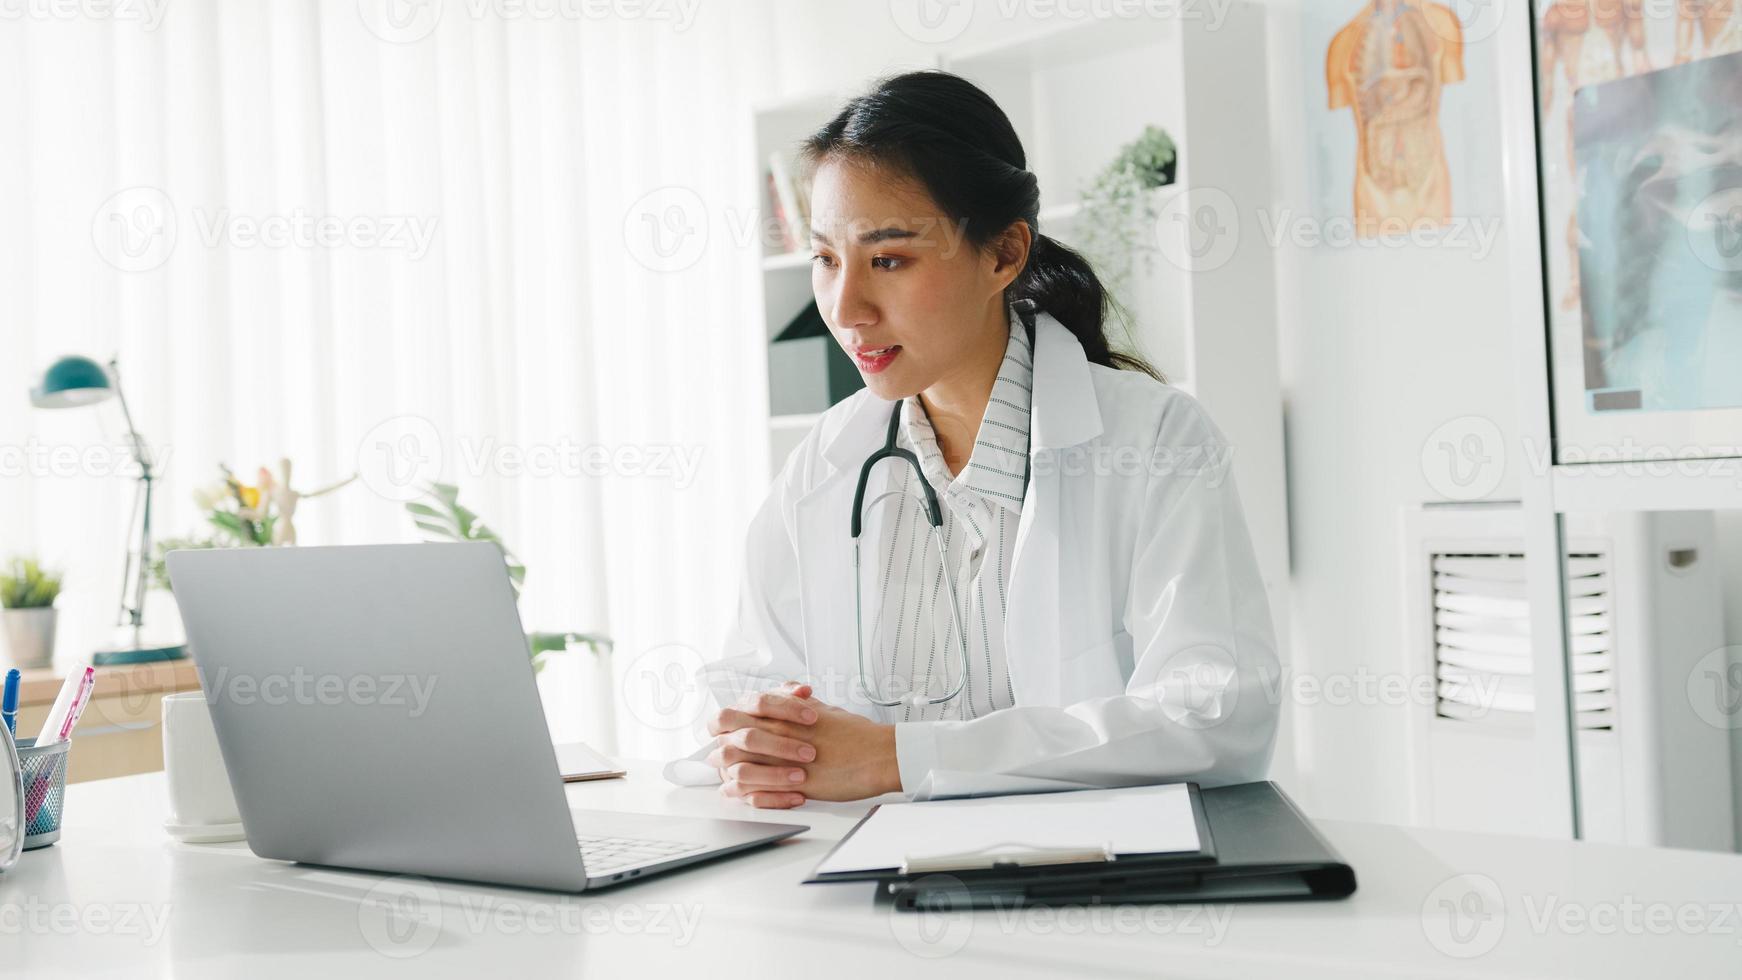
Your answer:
[1431,553,1615,732]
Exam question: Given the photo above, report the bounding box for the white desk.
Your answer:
[5,760,1738,979]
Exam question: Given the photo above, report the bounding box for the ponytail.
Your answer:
[1013,233,1160,380]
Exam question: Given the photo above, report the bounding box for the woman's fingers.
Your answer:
[707,687,819,735]
[724,761,807,788]
[705,739,811,770]
[729,726,816,763]
[718,768,807,810]
[720,785,806,809]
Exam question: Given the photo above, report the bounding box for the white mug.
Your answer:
[161,692,245,843]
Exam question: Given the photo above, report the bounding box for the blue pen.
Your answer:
[2,668,19,737]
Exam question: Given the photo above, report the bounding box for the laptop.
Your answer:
[167,541,805,892]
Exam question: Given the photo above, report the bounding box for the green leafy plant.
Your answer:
[148,535,223,592]
[0,557,64,609]
[406,482,526,596]
[1076,125,1179,301]
[406,483,607,672]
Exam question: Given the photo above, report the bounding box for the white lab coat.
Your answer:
[666,310,1280,799]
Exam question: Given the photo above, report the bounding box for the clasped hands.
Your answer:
[706,682,901,809]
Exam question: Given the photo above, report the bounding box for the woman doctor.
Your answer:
[674,70,1280,808]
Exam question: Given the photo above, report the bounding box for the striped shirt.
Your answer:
[861,306,1033,723]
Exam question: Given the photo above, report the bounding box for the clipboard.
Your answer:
[804,782,1218,885]
[885,781,1357,908]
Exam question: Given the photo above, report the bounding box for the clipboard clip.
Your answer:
[899,842,1116,875]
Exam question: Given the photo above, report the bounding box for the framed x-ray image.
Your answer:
[1535,1,1742,462]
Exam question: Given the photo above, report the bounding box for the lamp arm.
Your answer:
[109,358,153,631]
[109,358,153,479]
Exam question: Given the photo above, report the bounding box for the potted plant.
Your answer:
[147,459,355,592]
[1,557,64,669]
[1076,124,1179,301]
[406,482,612,675]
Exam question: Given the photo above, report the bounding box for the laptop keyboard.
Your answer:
[578,834,707,874]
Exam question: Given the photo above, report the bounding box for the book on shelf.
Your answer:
[767,151,811,255]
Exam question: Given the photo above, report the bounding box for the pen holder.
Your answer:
[17,738,70,849]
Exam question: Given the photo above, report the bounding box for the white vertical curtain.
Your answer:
[0,0,781,759]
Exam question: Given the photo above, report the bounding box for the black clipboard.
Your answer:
[803,782,1218,886]
[885,781,1357,909]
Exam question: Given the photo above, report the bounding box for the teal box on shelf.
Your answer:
[769,301,864,417]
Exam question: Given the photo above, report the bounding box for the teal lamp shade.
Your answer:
[30,356,115,409]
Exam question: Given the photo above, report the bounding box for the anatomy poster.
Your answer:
[1304,2,1502,246]
[1536,1,1742,416]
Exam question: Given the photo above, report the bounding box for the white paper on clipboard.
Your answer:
[815,783,1201,876]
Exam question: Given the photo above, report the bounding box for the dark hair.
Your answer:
[801,70,1161,380]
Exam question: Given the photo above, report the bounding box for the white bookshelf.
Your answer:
[748,7,1289,635]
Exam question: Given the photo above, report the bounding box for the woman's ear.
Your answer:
[989,220,1033,286]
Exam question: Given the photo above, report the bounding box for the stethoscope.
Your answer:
[850,299,1038,709]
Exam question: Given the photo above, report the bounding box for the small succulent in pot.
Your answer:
[1,557,64,669]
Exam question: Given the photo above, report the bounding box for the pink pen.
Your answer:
[53,666,97,743]
[23,666,95,829]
